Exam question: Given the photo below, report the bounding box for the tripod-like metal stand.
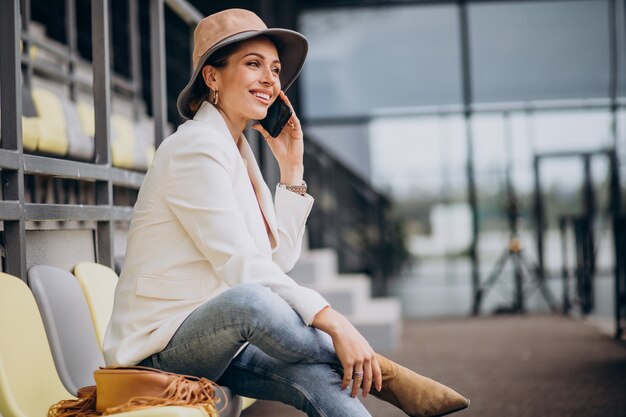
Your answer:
[472,113,558,315]
[472,201,559,314]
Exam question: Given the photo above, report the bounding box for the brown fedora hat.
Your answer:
[176,8,308,120]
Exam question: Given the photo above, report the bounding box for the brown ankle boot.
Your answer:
[373,354,469,417]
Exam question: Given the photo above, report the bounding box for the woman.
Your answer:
[104,8,469,417]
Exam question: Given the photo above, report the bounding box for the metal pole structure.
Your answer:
[504,112,524,313]
[581,154,595,313]
[22,0,34,89]
[129,0,143,120]
[164,0,203,25]
[0,0,27,280]
[559,217,571,314]
[533,155,545,281]
[66,0,78,101]
[151,0,167,148]
[92,0,114,268]
[459,1,481,315]
[610,0,619,150]
[609,149,623,338]
[609,0,623,339]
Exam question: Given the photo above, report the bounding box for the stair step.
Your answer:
[291,248,402,352]
[288,249,337,287]
[315,274,371,316]
[350,298,402,353]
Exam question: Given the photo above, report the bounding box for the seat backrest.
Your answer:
[76,100,95,138]
[111,113,137,169]
[0,273,72,417]
[73,262,119,348]
[31,86,69,155]
[60,95,94,161]
[28,265,104,395]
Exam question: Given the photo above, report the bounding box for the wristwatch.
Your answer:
[278,180,307,196]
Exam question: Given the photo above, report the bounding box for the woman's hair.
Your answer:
[187,36,279,115]
[187,41,242,114]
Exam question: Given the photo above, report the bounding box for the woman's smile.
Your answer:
[250,89,273,105]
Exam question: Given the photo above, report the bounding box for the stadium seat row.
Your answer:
[1,81,155,172]
[0,264,243,417]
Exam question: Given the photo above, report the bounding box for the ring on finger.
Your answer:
[352,371,364,380]
[288,121,295,129]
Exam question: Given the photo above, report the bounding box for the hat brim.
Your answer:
[177,28,308,120]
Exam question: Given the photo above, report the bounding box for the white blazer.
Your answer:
[103,102,329,366]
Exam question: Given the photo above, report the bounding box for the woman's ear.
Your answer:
[202,66,219,91]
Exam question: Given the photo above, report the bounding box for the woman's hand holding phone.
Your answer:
[252,91,304,185]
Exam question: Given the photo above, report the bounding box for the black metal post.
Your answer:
[559,217,571,314]
[609,0,624,339]
[92,0,114,268]
[582,154,595,273]
[66,0,77,101]
[459,1,480,315]
[581,154,595,315]
[21,0,34,89]
[151,0,167,147]
[533,156,545,281]
[609,149,623,338]
[130,0,143,120]
[0,0,27,280]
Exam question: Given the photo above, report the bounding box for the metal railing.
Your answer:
[0,0,201,280]
[303,137,408,296]
[1,0,404,295]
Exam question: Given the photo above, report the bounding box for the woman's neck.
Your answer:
[216,107,246,144]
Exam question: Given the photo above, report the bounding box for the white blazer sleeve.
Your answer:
[271,185,313,272]
[165,142,328,325]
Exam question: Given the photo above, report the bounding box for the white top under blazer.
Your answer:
[104,101,329,366]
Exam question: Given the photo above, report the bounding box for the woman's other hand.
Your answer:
[312,306,383,398]
[252,91,304,185]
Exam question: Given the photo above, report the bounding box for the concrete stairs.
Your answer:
[289,248,401,352]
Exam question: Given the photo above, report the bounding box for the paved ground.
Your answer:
[240,315,626,417]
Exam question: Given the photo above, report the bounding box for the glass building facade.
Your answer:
[299,0,625,319]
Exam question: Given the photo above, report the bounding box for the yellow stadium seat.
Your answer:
[0,272,72,417]
[31,87,69,155]
[72,263,255,411]
[0,272,213,417]
[21,116,40,151]
[19,39,40,59]
[73,262,118,349]
[111,113,137,169]
[76,101,95,138]
[0,272,208,417]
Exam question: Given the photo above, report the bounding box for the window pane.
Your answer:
[531,110,612,153]
[300,5,462,119]
[469,0,610,103]
[370,115,466,198]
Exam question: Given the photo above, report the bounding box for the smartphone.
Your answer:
[259,95,293,138]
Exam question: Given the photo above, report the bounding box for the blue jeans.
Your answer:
[138,283,371,417]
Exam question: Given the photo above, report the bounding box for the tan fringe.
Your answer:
[49,376,226,417]
[48,387,99,417]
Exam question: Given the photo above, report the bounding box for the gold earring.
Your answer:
[213,90,219,105]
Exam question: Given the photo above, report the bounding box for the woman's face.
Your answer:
[205,37,282,124]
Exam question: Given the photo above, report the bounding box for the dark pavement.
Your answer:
[241,315,626,417]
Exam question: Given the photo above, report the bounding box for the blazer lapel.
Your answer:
[238,137,279,249]
[194,101,279,250]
